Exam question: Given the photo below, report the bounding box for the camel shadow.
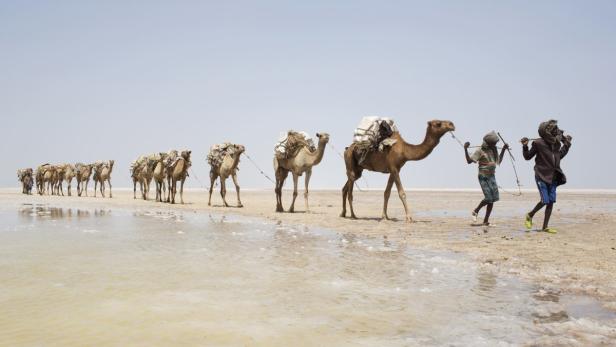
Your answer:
[210,204,243,208]
[343,216,432,223]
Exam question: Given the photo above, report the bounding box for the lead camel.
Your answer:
[341,120,455,222]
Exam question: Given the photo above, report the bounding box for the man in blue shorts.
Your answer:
[522,120,572,233]
[464,131,508,226]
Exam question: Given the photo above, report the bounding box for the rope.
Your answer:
[450,131,523,196]
[328,143,369,192]
[243,152,276,184]
[450,132,505,149]
[189,167,213,190]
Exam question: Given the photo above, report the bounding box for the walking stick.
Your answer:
[497,132,514,161]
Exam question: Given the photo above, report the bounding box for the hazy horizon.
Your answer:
[2,1,615,190]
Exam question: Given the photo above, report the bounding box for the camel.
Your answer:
[137,156,157,200]
[42,165,57,195]
[59,164,76,196]
[341,120,455,222]
[274,133,329,213]
[35,165,48,195]
[130,159,144,199]
[207,144,245,207]
[93,160,114,198]
[17,168,33,195]
[75,163,93,197]
[152,153,168,203]
[53,165,66,196]
[167,150,191,204]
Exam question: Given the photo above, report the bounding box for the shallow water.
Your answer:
[0,203,614,346]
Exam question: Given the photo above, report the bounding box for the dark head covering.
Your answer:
[538,119,560,145]
[482,131,500,162]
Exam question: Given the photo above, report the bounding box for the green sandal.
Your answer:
[543,228,557,234]
[524,214,533,231]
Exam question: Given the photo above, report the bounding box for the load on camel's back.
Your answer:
[352,116,398,165]
[207,143,243,168]
[274,131,316,160]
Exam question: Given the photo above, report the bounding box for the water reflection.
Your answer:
[18,204,109,220]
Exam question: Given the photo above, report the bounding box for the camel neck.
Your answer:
[308,141,327,165]
[401,130,440,161]
[231,153,242,168]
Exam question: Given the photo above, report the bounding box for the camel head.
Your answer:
[234,144,246,156]
[108,160,115,171]
[181,150,191,161]
[426,120,455,138]
[315,133,330,144]
[146,158,157,171]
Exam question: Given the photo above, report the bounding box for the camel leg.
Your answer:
[67,182,71,197]
[304,169,312,212]
[391,169,412,223]
[274,169,288,213]
[163,180,167,202]
[100,180,105,198]
[220,177,229,207]
[170,179,176,204]
[275,177,282,212]
[155,180,160,202]
[382,175,395,220]
[167,177,172,203]
[232,173,243,207]
[340,179,351,217]
[133,180,137,199]
[180,177,185,204]
[348,178,357,219]
[208,172,217,206]
[289,173,299,213]
[108,178,112,198]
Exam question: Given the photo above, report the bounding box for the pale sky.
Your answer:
[1,1,614,190]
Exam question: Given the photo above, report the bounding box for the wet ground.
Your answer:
[0,203,615,346]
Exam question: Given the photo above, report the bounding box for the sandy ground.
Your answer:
[3,187,616,311]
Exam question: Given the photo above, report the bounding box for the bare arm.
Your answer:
[498,143,509,165]
[464,142,473,164]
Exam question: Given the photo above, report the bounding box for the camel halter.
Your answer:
[450,131,523,196]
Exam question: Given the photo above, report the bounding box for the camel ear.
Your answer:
[316,133,321,138]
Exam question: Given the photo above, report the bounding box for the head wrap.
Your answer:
[481,131,500,162]
[538,119,560,144]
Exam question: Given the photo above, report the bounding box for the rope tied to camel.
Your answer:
[243,152,275,184]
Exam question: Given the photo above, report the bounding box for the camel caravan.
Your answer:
[130,150,191,204]
[15,118,451,221]
[29,161,115,198]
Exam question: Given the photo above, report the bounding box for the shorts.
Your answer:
[536,177,557,204]
[478,174,499,203]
